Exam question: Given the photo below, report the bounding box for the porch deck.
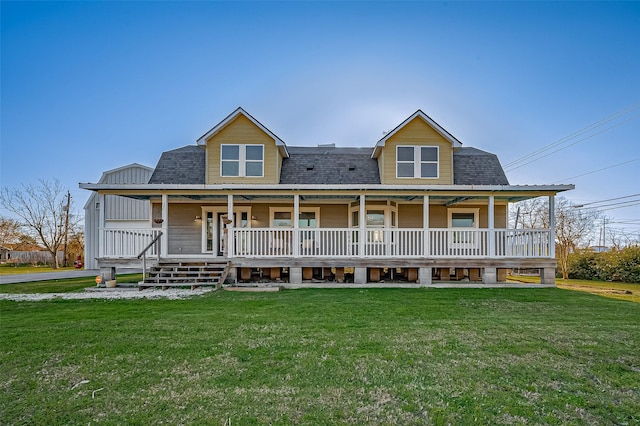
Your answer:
[96,227,558,285]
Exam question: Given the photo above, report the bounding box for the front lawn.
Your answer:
[1,289,639,424]
[509,274,640,303]
[0,264,75,275]
[0,274,143,294]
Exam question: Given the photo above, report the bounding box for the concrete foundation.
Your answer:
[289,267,302,284]
[541,267,556,285]
[354,267,367,284]
[483,267,497,284]
[418,267,432,285]
[226,267,237,283]
[99,267,116,281]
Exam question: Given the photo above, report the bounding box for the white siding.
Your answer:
[84,164,153,269]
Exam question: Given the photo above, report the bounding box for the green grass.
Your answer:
[0,274,143,294]
[1,289,639,424]
[509,274,640,303]
[0,264,76,275]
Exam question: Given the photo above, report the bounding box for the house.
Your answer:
[0,242,63,265]
[83,163,155,270]
[79,107,573,287]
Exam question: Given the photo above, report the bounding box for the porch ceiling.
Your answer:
[83,182,572,204]
[119,193,531,204]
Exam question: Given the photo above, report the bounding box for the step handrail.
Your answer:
[137,231,163,280]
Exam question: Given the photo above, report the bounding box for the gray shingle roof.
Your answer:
[147,145,509,186]
[148,145,205,184]
[453,147,509,185]
[280,146,380,184]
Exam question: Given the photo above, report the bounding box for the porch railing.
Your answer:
[100,228,162,258]
[97,227,551,259]
[231,228,552,259]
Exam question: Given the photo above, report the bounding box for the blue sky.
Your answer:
[1,1,639,240]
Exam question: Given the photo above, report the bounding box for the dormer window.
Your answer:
[221,144,264,177]
[396,146,439,179]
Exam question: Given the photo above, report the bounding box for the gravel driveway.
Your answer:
[0,287,214,301]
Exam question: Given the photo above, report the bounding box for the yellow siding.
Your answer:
[320,205,348,227]
[398,204,422,228]
[380,117,453,185]
[240,203,348,228]
[206,115,280,184]
[398,203,508,228]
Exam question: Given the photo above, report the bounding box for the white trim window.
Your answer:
[396,145,439,178]
[221,144,264,177]
[448,208,480,248]
[269,207,321,228]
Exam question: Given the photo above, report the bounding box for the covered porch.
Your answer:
[86,184,568,285]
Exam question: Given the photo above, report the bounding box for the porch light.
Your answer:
[251,215,258,221]
[194,215,202,222]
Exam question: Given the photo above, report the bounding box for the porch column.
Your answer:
[548,195,555,258]
[423,195,429,257]
[543,194,557,285]
[488,195,495,258]
[355,194,366,283]
[161,194,168,257]
[359,194,365,258]
[227,194,234,258]
[420,195,432,284]
[98,193,105,258]
[293,193,299,258]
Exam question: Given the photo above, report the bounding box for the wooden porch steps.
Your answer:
[139,260,230,290]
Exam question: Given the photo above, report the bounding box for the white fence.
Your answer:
[100,229,161,258]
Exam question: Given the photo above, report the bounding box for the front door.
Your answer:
[205,212,236,256]
[217,213,236,256]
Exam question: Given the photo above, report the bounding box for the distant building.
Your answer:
[83,164,154,270]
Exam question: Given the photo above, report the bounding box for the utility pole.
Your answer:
[63,191,70,267]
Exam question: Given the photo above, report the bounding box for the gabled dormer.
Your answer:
[372,110,462,185]
[196,107,289,184]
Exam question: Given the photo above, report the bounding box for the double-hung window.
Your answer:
[448,208,480,249]
[221,144,264,177]
[396,146,439,178]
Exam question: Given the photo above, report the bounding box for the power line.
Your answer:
[578,199,640,210]
[503,102,640,169]
[554,158,640,183]
[594,201,640,212]
[504,102,639,168]
[574,192,640,207]
[505,113,640,172]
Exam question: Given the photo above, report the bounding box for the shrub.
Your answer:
[568,246,640,283]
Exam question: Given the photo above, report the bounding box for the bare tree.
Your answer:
[510,196,601,279]
[0,179,79,269]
